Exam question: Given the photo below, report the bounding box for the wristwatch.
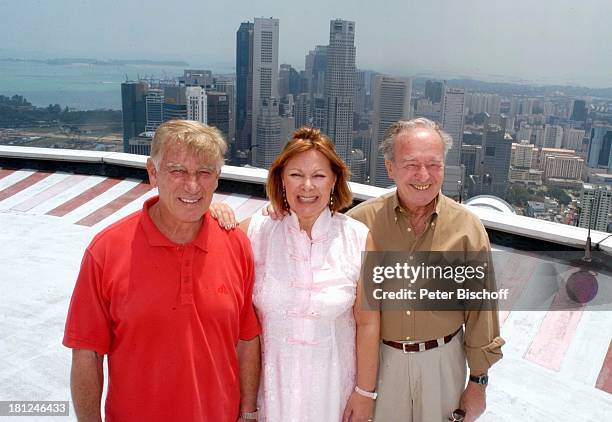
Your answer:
[469,374,489,386]
[448,408,466,421]
[240,409,258,420]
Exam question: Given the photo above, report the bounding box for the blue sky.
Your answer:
[2,0,611,87]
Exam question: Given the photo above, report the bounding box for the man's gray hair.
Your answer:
[380,117,453,162]
[150,120,227,171]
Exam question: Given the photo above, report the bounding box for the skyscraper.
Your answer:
[251,17,279,161]
[186,86,207,123]
[235,22,254,154]
[543,124,563,149]
[588,125,612,171]
[207,91,231,144]
[324,19,356,163]
[214,77,236,151]
[571,99,587,122]
[441,87,466,166]
[563,128,585,151]
[579,184,612,232]
[162,85,187,122]
[121,81,148,152]
[255,97,281,169]
[305,46,327,97]
[480,122,512,198]
[370,75,412,187]
[441,87,466,196]
[424,80,444,104]
[145,88,164,132]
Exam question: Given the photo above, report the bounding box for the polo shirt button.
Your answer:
[406,310,411,316]
[405,336,411,340]
[407,228,411,232]
[431,222,435,227]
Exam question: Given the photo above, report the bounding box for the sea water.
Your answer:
[0,60,233,111]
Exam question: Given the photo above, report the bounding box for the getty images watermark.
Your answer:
[359,251,611,311]
[371,260,509,301]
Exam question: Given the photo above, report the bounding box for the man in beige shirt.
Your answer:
[348,117,504,422]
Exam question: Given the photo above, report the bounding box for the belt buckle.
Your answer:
[402,341,426,353]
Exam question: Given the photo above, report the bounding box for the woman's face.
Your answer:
[282,149,337,224]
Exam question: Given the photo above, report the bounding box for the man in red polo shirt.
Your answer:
[63,120,261,421]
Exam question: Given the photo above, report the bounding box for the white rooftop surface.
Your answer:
[0,151,610,420]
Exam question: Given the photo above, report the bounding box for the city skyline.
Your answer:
[3,0,612,88]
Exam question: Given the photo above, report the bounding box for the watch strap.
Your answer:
[469,374,489,385]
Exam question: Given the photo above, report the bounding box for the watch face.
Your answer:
[449,409,466,421]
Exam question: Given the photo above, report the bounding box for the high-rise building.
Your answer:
[145,88,164,132]
[305,46,327,97]
[369,75,412,187]
[350,149,367,184]
[255,98,281,169]
[214,77,236,149]
[466,93,501,115]
[355,70,367,116]
[543,124,563,149]
[516,123,532,143]
[512,140,535,169]
[162,85,187,122]
[441,87,466,196]
[571,99,587,122]
[441,87,466,167]
[563,128,585,151]
[207,91,230,143]
[251,17,280,159]
[579,184,612,232]
[312,97,327,131]
[182,70,213,88]
[294,93,312,129]
[461,145,483,176]
[121,81,148,152]
[543,155,584,181]
[186,86,207,123]
[587,125,612,171]
[480,123,512,197]
[235,22,254,155]
[424,80,444,104]
[532,126,544,148]
[324,19,356,163]
[279,64,300,98]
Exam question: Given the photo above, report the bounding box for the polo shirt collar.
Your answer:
[392,190,442,219]
[140,196,209,251]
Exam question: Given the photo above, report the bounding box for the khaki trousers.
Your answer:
[374,332,467,422]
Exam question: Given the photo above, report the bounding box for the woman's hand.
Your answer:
[209,202,237,229]
[342,391,375,422]
[262,203,288,220]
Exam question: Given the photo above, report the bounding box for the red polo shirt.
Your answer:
[63,196,261,421]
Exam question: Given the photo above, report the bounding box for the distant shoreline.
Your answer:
[0,58,190,67]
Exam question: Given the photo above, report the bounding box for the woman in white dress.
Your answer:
[213,128,379,422]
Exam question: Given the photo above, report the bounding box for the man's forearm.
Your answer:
[70,349,104,422]
[237,336,261,412]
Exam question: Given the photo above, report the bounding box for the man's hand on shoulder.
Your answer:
[459,378,487,422]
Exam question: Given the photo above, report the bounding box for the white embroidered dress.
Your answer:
[247,209,369,421]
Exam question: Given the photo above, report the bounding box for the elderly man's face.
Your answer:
[385,127,445,211]
[147,142,219,225]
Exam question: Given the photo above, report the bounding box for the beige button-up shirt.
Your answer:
[348,191,504,373]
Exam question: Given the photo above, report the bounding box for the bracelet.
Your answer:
[355,385,378,400]
[240,409,258,420]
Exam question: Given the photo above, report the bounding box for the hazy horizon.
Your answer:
[3,0,612,88]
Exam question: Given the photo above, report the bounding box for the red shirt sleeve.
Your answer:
[63,248,112,355]
[238,238,261,340]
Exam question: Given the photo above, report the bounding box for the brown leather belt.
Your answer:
[383,327,461,353]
